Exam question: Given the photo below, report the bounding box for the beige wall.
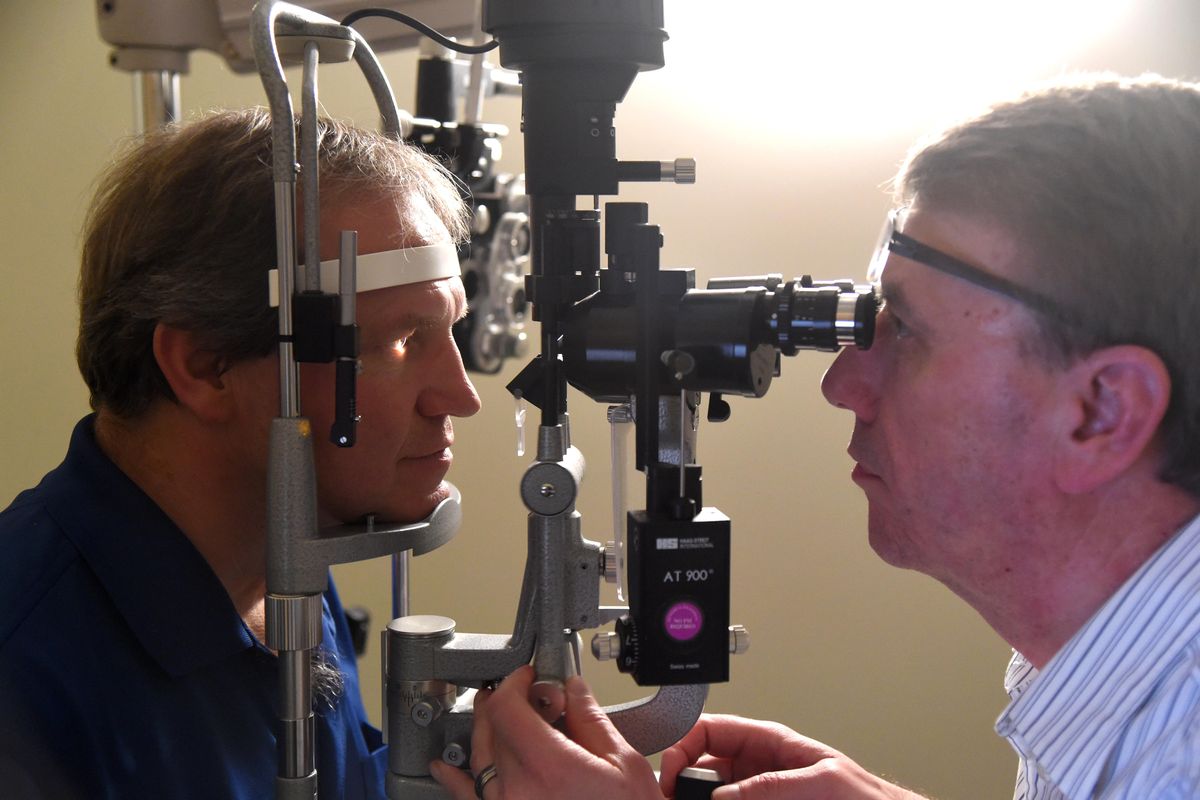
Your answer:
[3,2,1200,798]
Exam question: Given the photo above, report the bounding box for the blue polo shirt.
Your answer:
[0,416,387,799]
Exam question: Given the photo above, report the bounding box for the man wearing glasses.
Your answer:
[434,74,1200,800]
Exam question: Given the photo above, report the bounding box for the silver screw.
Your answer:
[442,743,467,767]
[602,543,619,584]
[607,404,633,424]
[591,632,621,661]
[672,157,697,184]
[411,701,435,727]
[728,624,751,655]
[540,483,555,497]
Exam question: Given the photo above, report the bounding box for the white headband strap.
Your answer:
[268,242,461,307]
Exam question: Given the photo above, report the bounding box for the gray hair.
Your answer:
[894,74,1200,498]
[78,107,468,418]
[312,646,345,711]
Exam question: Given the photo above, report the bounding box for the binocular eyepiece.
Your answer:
[702,274,876,355]
[563,268,877,404]
[560,201,877,405]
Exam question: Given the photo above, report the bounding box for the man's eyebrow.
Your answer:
[363,312,426,345]
[880,281,912,313]
[453,301,470,324]
[379,301,467,334]
[381,311,423,332]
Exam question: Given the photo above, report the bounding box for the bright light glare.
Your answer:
[651,0,1138,140]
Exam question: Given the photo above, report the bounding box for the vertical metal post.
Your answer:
[392,552,411,620]
[301,42,321,290]
[131,70,180,134]
[275,182,300,418]
[266,592,323,800]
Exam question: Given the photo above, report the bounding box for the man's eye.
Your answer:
[880,304,910,339]
[387,329,419,354]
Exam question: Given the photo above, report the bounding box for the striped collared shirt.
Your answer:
[995,513,1200,800]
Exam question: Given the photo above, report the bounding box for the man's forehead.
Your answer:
[899,207,1082,335]
[903,209,1023,273]
[881,250,1007,326]
[312,188,454,272]
[361,276,467,322]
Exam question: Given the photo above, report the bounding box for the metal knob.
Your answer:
[602,543,619,583]
[410,701,436,727]
[530,679,565,722]
[442,743,468,767]
[591,631,621,661]
[728,624,750,655]
[665,157,696,184]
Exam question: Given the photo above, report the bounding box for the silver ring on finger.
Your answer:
[474,763,498,799]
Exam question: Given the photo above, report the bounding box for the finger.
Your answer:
[484,666,564,771]
[562,676,630,757]
[660,715,723,793]
[713,769,808,800]
[689,714,835,766]
[663,713,839,796]
[658,742,688,796]
[469,668,532,781]
[660,715,739,795]
[660,754,731,797]
[468,685,497,773]
[717,759,889,800]
[429,760,477,800]
[693,755,732,780]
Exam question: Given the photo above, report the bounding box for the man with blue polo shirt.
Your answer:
[0,108,480,799]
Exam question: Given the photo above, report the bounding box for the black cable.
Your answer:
[341,9,499,54]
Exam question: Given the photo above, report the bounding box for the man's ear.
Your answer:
[1054,344,1171,494]
[152,323,233,423]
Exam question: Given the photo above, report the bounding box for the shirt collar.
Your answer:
[1003,650,1038,701]
[41,416,260,677]
[995,512,1200,799]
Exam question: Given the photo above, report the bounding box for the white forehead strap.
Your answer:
[268,242,460,307]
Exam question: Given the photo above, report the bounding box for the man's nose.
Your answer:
[821,346,878,422]
[419,344,482,419]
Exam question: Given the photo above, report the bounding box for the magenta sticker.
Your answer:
[663,602,703,641]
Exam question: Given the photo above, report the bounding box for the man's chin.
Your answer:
[322,481,454,527]
[408,481,454,519]
[866,523,922,571]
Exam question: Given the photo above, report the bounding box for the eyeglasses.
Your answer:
[868,208,1079,324]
